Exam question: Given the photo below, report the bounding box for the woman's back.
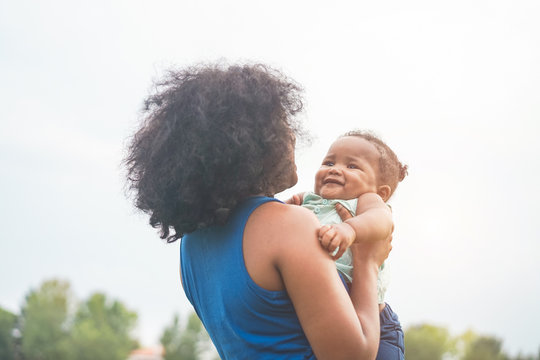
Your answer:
[181,196,315,359]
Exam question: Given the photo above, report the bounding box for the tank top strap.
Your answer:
[226,195,282,271]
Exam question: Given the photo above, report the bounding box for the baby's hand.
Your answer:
[318,222,356,260]
[285,194,303,206]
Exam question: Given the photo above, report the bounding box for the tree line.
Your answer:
[0,279,215,360]
[1,278,538,360]
[405,323,539,360]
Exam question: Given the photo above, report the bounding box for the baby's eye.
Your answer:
[323,161,334,166]
[347,164,359,169]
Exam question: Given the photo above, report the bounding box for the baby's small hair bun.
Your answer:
[399,164,409,182]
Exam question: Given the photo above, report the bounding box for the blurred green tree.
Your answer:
[404,323,455,360]
[462,335,509,360]
[0,306,17,360]
[455,328,477,357]
[512,352,539,360]
[71,292,138,360]
[161,312,216,360]
[19,279,74,360]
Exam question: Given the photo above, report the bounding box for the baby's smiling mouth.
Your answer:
[323,178,343,186]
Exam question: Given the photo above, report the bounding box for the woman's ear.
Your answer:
[377,185,391,202]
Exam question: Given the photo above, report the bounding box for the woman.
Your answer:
[125,63,392,359]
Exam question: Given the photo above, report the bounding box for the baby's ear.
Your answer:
[377,185,391,202]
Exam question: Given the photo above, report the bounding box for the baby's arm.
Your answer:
[319,193,393,260]
[348,193,393,243]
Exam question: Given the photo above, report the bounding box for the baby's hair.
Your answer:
[342,130,408,198]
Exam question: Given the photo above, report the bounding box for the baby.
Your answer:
[288,130,407,359]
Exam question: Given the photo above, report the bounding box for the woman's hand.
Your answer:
[350,231,393,268]
[335,202,354,221]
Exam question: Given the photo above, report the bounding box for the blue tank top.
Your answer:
[180,196,316,360]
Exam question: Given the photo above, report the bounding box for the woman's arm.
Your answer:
[244,201,391,360]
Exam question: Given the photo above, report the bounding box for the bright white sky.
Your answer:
[1,0,539,356]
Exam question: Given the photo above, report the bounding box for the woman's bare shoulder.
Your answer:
[243,200,327,291]
[263,200,317,219]
[254,201,320,234]
[250,201,330,262]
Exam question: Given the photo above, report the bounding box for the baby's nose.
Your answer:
[328,167,342,175]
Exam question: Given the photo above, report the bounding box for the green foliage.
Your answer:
[404,323,455,360]
[20,279,74,360]
[0,306,17,360]
[405,324,540,360]
[513,352,540,360]
[18,279,139,360]
[161,312,213,360]
[70,293,138,360]
[463,336,508,360]
[455,328,478,356]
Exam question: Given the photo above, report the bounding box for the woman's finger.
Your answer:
[335,203,353,221]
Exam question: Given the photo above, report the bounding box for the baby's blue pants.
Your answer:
[376,303,405,360]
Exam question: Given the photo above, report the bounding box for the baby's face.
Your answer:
[314,136,380,200]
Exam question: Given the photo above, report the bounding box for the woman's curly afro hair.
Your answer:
[124,63,304,242]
